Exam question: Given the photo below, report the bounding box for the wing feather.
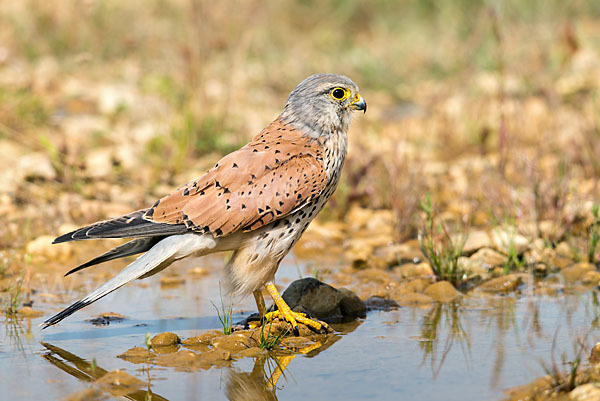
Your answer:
[144,118,328,237]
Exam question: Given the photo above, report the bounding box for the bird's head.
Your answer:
[281,73,366,138]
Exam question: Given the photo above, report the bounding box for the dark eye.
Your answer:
[332,88,346,100]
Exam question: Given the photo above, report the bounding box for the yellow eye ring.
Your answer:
[330,87,350,102]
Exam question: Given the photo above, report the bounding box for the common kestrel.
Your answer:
[42,73,366,334]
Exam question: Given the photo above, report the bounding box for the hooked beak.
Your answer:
[350,94,367,113]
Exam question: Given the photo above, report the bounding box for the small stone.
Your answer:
[394,293,435,306]
[555,241,573,257]
[458,257,488,275]
[154,350,199,369]
[490,226,529,255]
[469,247,508,268]
[561,263,597,284]
[396,278,430,294]
[117,347,156,364]
[182,330,224,345]
[211,332,251,352]
[356,268,393,284]
[364,296,400,311]
[538,220,566,243]
[86,149,114,178]
[394,262,434,279]
[87,312,126,325]
[549,255,573,269]
[26,235,72,261]
[583,270,600,285]
[570,383,600,401]
[589,343,600,364]
[478,274,522,293]
[374,242,424,266]
[423,281,462,302]
[16,306,44,317]
[150,332,180,347]
[460,230,492,254]
[196,348,232,369]
[344,239,376,269]
[237,347,263,358]
[17,152,56,181]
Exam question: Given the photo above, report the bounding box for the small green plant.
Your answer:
[540,329,588,393]
[588,204,599,264]
[418,194,467,286]
[144,332,152,350]
[259,318,288,351]
[90,358,97,376]
[4,273,25,316]
[501,218,525,274]
[211,283,233,335]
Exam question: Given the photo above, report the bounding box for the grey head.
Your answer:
[280,73,366,138]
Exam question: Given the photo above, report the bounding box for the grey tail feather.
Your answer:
[53,209,188,244]
[64,237,165,277]
[41,235,185,329]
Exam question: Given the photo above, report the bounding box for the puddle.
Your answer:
[1,254,599,400]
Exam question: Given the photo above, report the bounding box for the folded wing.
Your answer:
[144,118,328,237]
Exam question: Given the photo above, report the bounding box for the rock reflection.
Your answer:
[40,342,168,401]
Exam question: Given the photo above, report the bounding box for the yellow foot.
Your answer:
[264,283,332,335]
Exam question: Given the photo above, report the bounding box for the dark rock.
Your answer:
[86,312,126,326]
[365,296,400,311]
[282,278,366,322]
[338,288,367,318]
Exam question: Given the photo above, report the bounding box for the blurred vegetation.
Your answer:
[0,0,600,255]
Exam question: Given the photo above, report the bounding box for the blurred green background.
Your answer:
[1,0,600,249]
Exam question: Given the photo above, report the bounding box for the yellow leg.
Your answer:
[253,289,267,319]
[264,282,331,335]
[266,355,295,389]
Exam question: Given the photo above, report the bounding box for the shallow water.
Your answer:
[1,255,599,400]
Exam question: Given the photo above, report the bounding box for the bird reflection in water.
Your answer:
[40,320,360,400]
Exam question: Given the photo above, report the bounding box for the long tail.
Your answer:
[64,237,165,277]
[41,234,200,328]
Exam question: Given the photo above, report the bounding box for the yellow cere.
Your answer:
[330,87,351,102]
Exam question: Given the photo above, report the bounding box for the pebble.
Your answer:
[150,332,180,347]
[26,235,72,261]
[394,262,434,279]
[364,296,400,311]
[589,343,600,364]
[570,383,600,401]
[423,281,462,303]
[461,230,492,254]
[16,306,44,317]
[117,347,156,364]
[561,263,597,284]
[478,274,522,293]
[394,293,435,306]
